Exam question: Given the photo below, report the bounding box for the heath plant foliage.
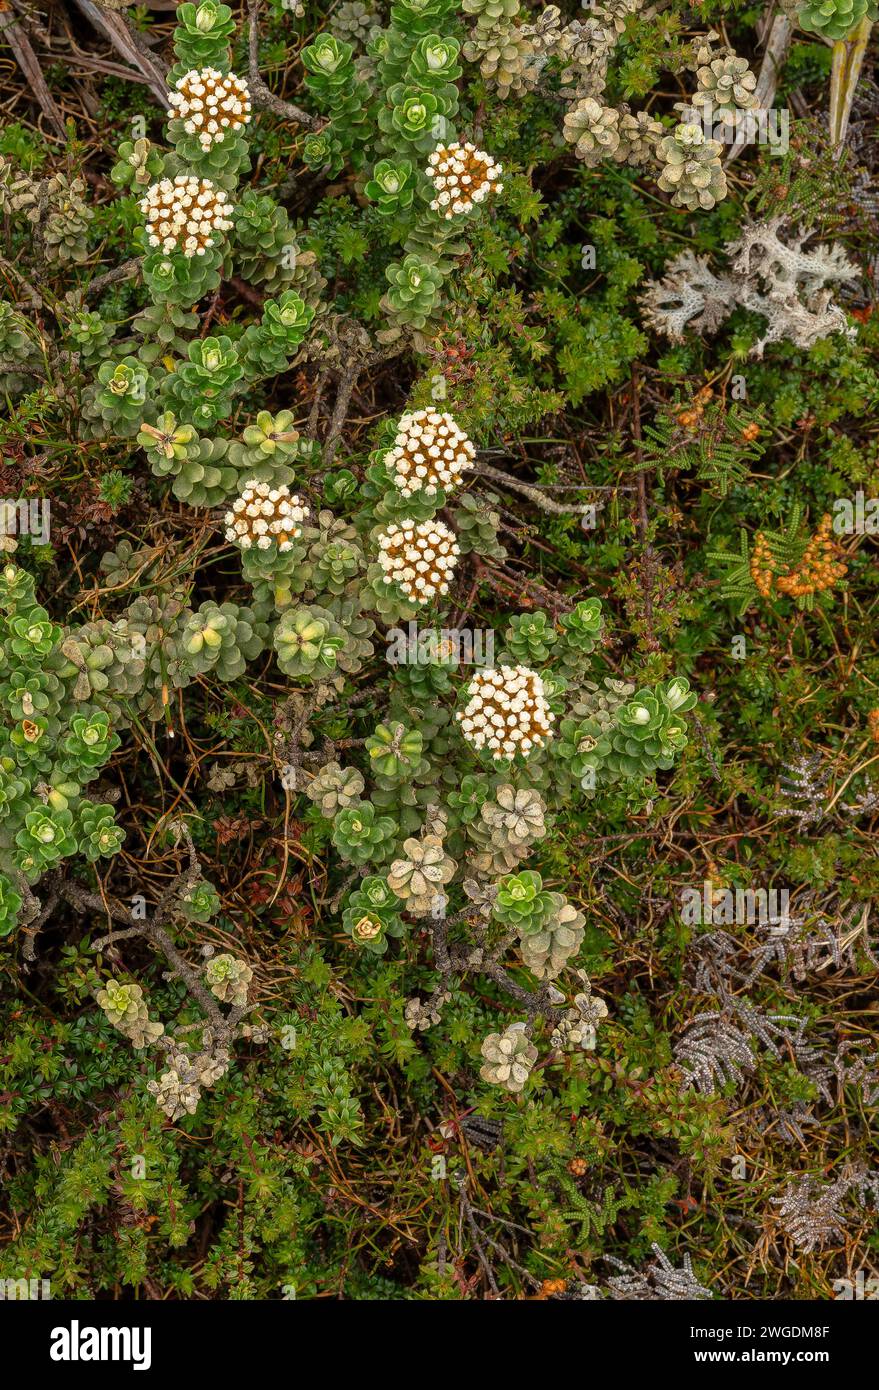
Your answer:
[0,0,877,1304]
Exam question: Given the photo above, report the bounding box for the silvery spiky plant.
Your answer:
[604,1244,713,1300]
[769,1165,879,1254]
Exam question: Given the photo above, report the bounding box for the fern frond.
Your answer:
[640,394,766,496]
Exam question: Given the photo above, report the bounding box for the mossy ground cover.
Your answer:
[0,0,877,1302]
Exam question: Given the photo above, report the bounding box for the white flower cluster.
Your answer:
[168,67,252,150]
[224,479,308,552]
[385,409,476,498]
[426,142,504,219]
[457,665,555,760]
[377,518,460,603]
[140,175,233,257]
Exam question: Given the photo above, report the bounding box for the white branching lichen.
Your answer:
[639,218,859,356]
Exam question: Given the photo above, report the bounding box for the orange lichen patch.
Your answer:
[531,1278,568,1300]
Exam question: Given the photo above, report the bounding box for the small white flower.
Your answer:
[224,478,307,552]
[424,142,503,220]
[384,410,475,499]
[376,518,460,604]
[456,666,554,760]
[140,175,233,258]
[167,68,251,150]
